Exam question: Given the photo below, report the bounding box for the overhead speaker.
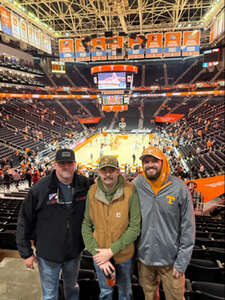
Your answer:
[105,31,113,37]
[84,36,91,42]
[116,48,122,55]
[129,33,137,39]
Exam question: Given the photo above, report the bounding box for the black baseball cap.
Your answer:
[55,149,75,162]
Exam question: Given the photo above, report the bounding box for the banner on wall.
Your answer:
[182,31,200,56]
[210,8,225,43]
[0,6,12,36]
[107,36,124,60]
[155,113,184,123]
[11,13,20,39]
[59,39,75,62]
[91,37,107,61]
[185,175,225,203]
[75,38,91,61]
[146,33,163,58]
[20,17,28,43]
[34,27,41,49]
[27,24,36,47]
[164,32,181,57]
[128,36,145,59]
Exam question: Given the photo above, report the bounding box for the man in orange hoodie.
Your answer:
[133,146,195,300]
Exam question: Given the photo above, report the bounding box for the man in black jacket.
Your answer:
[16,148,90,300]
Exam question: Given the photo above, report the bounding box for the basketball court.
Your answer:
[74,133,156,172]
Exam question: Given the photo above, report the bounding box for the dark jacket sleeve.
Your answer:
[16,189,38,259]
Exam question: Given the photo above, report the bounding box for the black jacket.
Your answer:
[16,170,90,263]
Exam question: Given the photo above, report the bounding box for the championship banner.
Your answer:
[91,37,107,61]
[182,31,200,56]
[146,33,163,58]
[107,36,124,60]
[75,38,90,61]
[0,6,12,36]
[11,13,20,39]
[41,32,50,53]
[155,113,184,123]
[185,175,225,203]
[28,24,36,47]
[46,35,52,54]
[20,17,28,42]
[164,32,181,57]
[59,39,75,62]
[210,8,225,43]
[34,27,41,49]
[128,36,145,59]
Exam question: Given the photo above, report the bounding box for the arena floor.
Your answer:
[74,133,152,171]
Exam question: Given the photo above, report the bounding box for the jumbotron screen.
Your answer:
[98,72,126,89]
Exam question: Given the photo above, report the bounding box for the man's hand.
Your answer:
[94,248,113,265]
[172,267,184,279]
[24,255,37,270]
[99,261,115,276]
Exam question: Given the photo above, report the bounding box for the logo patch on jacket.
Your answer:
[115,212,121,218]
[47,193,58,205]
[166,195,176,204]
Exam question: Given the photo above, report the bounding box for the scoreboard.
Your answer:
[202,48,220,68]
[99,95,130,105]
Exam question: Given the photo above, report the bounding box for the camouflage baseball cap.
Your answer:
[99,155,119,169]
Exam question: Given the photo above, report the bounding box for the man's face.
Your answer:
[55,161,76,181]
[98,167,120,189]
[142,156,163,180]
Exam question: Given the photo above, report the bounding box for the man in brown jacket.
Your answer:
[82,155,141,300]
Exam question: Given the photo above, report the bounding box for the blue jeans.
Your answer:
[37,255,81,300]
[94,259,133,300]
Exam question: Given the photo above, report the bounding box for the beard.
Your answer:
[144,167,161,181]
[60,170,73,179]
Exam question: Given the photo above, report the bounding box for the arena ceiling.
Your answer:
[2,0,224,48]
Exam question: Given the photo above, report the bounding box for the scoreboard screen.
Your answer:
[203,48,220,67]
[98,72,126,89]
[100,95,124,105]
[51,61,66,73]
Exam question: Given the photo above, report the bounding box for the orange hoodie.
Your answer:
[141,146,171,195]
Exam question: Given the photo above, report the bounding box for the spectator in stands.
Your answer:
[187,181,204,211]
[82,155,141,300]
[24,168,32,187]
[133,146,195,300]
[199,164,206,177]
[16,148,90,300]
[32,169,40,185]
[12,169,21,188]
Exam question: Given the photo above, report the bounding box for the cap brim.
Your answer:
[139,154,162,160]
[99,164,119,169]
